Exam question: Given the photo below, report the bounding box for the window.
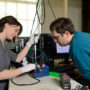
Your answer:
[0,0,41,37]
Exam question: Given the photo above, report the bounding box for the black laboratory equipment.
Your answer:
[60,73,71,89]
[36,33,56,71]
[11,37,29,68]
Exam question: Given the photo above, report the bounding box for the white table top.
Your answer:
[9,73,81,90]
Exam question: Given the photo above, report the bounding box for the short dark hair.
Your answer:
[50,17,75,35]
[0,15,22,35]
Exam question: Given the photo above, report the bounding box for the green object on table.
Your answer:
[49,71,60,78]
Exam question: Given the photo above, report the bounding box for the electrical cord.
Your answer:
[34,0,45,33]
[30,0,56,35]
[41,0,45,25]
[30,0,40,35]
[36,0,45,25]
[47,0,56,19]
[27,48,42,60]
[30,0,44,35]
[27,47,50,64]
[11,73,40,86]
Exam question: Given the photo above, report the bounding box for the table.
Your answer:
[9,73,81,90]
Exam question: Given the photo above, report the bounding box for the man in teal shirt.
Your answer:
[50,17,90,87]
[70,31,90,81]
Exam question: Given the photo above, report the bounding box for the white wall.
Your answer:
[68,0,82,31]
[41,0,65,33]
[41,0,82,33]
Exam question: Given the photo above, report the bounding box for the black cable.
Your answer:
[47,0,56,19]
[11,73,40,86]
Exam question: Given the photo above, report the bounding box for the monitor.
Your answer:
[56,43,70,54]
[55,43,70,64]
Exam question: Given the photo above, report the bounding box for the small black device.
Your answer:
[60,73,71,89]
[75,85,89,90]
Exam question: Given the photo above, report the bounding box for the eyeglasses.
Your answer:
[9,24,20,35]
[9,24,18,27]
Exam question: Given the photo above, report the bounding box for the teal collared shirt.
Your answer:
[70,31,90,80]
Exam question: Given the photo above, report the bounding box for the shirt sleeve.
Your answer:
[0,51,4,71]
[7,49,17,62]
